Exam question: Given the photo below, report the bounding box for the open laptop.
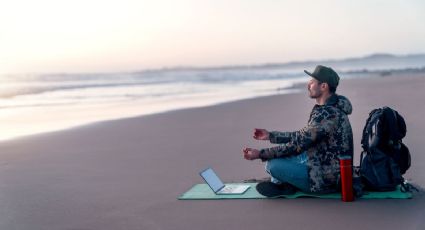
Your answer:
[200,168,250,194]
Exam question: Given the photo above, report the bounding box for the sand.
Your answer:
[0,72,424,230]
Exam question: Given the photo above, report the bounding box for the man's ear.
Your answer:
[320,82,329,91]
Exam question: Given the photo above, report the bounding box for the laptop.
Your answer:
[200,168,250,194]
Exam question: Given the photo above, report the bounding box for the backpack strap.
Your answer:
[361,108,382,151]
[400,178,419,193]
[359,151,365,168]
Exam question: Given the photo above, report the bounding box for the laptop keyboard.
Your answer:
[221,186,235,193]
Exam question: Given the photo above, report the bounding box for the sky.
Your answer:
[0,0,424,74]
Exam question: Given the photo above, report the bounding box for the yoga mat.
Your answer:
[178,183,412,200]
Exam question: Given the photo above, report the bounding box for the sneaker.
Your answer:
[256,181,297,197]
[243,177,271,183]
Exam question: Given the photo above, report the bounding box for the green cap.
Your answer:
[304,65,340,88]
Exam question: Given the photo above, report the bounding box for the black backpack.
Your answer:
[359,106,411,191]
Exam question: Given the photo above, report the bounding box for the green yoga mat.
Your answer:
[178,183,412,200]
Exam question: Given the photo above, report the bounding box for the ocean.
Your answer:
[0,67,312,141]
[1,54,424,141]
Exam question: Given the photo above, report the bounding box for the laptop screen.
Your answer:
[200,168,224,192]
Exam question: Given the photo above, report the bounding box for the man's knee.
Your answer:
[265,159,280,175]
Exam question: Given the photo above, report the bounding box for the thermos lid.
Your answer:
[338,155,352,160]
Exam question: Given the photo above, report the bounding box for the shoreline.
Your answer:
[0,77,307,142]
[2,70,424,144]
[2,69,424,142]
[0,87,304,143]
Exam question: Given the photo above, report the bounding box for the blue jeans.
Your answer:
[265,152,310,192]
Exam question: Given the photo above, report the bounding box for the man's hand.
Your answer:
[243,147,260,160]
[253,128,270,140]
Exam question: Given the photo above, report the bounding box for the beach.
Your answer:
[0,72,424,230]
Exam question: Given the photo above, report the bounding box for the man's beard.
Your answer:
[309,89,322,99]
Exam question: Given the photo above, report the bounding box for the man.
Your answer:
[243,65,353,195]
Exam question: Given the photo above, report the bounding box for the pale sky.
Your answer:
[1,0,424,74]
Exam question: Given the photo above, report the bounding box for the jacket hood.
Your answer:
[326,94,352,115]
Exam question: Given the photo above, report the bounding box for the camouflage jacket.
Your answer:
[259,94,353,193]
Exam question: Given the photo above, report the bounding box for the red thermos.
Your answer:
[339,156,354,202]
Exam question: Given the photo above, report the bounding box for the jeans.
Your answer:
[265,151,310,192]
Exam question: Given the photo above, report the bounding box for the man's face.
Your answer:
[307,78,323,98]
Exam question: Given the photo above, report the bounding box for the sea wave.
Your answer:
[0,69,302,99]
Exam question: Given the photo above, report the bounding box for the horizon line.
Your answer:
[2,52,424,77]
